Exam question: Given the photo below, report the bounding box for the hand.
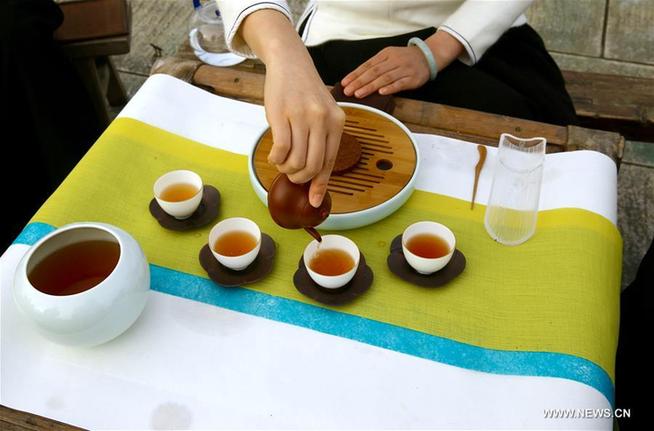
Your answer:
[264,60,345,208]
[241,10,345,208]
[341,31,465,99]
[341,46,430,98]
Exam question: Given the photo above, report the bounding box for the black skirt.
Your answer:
[307,25,577,126]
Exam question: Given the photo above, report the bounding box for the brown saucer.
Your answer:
[199,233,276,287]
[149,185,220,231]
[387,234,466,287]
[331,82,396,114]
[293,253,373,306]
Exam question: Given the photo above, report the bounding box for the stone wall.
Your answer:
[526,0,654,78]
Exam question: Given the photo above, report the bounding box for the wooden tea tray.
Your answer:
[252,104,418,214]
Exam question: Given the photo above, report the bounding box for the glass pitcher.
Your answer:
[484,133,546,246]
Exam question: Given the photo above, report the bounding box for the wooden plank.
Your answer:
[192,65,569,148]
[0,405,84,431]
[605,0,654,65]
[562,70,654,141]
[62,35,130,58]
[151,58,625,163]
[526,0,606,57]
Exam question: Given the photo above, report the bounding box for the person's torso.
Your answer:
[300,1,525,45]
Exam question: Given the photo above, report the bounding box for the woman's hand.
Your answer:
[341,30,465,98]
[263,60,344,208]
[242,10,345,208]
[341,46,430,98]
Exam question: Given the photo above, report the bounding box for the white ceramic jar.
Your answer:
[12,222,150,347]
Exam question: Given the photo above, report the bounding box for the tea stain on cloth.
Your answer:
[46,396,65,410]
[150,402,192,430]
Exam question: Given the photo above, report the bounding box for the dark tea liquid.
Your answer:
[406,233,451,258]
[213,231,258,256]
[28,240,120,296]
[309,248,355,276]
[160,183,199,202]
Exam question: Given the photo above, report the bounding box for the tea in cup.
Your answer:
[154,170,203,219]
[209,217,261,271]
[402,221,455,274]
[303,235,360,289]
[12,222,150,346]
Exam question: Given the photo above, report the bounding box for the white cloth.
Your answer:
[0,75,616,429]
[216,0,532,65]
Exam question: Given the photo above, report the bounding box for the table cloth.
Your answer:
[0,74,621,429]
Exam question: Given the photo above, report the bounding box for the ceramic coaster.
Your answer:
[199,233,276,287]
[333,132,362,173]
[387,234,466,287]
[293,253,373,306]
[149,185,220,231]
[331,82,396,114]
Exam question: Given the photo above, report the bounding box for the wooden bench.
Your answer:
[55,0,132,127]
[562,70,654,142]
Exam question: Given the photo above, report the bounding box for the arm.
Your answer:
[439,0,533,65]
[342,0,532,98]
[217,2,345,208]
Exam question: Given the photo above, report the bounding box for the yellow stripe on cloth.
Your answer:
[32,118,622,380]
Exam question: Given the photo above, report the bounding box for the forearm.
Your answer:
[424,30,465,72]
[240,9,314,70]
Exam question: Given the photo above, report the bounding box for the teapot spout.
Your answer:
[304,227,322,242]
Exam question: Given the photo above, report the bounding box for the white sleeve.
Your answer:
[215,0,293,58]
[438,0,533,65]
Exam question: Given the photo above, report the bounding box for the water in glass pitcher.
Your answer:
[484,134,546,246]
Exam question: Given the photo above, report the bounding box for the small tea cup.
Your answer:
[303,235,360,289]
[209,217,261,271]
[153,170,203,219]
[402,221,456,275]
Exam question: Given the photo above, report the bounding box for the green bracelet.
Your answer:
[408,37,438,81]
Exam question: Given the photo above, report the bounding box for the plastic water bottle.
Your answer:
[188,0,246,66]
[189,0,226,53]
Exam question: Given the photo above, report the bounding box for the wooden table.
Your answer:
[0,405,82,431]
[1,60,624,430]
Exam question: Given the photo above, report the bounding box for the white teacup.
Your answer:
[209,217,261,271]
[12,222,150,347]
[153,170,203,219]
[402,221,456,275]
[303,235,360,289]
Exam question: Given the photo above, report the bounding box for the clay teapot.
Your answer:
[267,174,331,240]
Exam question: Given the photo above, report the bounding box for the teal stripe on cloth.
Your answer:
[13,222,615,405]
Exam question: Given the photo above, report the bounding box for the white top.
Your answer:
[216,0,532,65]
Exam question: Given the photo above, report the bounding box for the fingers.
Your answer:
[287,125,325,184]
[341,49,387,88]
[267,112,292,165]
[379,76,414,95]
[309,127,341,208]
[279,103,344,192]
[277,121,308,175]
[343,61,396,98]
[349,67,403,98]
[341,46,430,98]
